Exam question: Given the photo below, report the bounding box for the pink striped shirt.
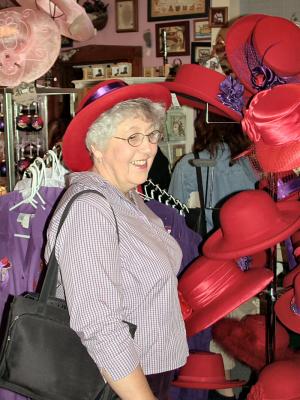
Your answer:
[45,172,188,380]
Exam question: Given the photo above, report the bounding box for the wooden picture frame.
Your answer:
[148,0,209,21]
[193,19,211,41]
[209,7,228,28]
[191,42,211,65]
[115,0,138,32]
[156,21,190,58]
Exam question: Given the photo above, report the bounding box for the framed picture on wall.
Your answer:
[193,19,211,41]
[191,42,211,65]
[156,21,190,57]
[209,7,228,28]
[171,144,186,165]
[147,0,210,21]
[115,0,138,32]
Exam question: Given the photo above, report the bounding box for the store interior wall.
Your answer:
[73,0,299,70]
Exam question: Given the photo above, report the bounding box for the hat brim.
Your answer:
[183,267,272,337]
[255,139,300,173]
[172,378,246,389]
[275,289,300,334]
[283,265,300,289]
[161,78,243,122]
[202,200,300,260]
[62,80,172,171]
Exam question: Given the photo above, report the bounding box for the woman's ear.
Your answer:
[90,145,103,163]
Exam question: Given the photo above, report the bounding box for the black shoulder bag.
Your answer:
[0,190,136,400]
[185,152,207,238]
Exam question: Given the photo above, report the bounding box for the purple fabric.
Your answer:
[24,187,64,292]
[145,200,201,272]
[146,200,210,400]
[217,75,244,113]
[0,187,64,400]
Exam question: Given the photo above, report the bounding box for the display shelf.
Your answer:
[0,87,78,192]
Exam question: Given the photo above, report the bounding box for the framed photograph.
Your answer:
[92,66,106,79]
[148,0,209,21]
[209,7,228,28]
[193,19,211,41]
[191,42,211,65]
[111,63,132,77]
[156,21,190,58]
[172,144,186,165]
[115,0,138,32]
[166,107,186,141]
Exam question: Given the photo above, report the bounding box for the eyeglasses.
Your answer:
[113,130,163,147]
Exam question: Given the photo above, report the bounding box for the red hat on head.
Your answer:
[247,359,300,400]
[226,14,300,94]
[178,253,273,337]
[202,190,300,260]
[62,79,172,172]
[275,272,300,334]
[172,351,246,389]
[160,64,252,121]
[212,315,291,371]
[242,84,300,173]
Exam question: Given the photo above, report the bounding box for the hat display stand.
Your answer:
[263,171,300,366]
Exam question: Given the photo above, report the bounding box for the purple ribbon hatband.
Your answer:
[79,81,129,111]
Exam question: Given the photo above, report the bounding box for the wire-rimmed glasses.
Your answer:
[113,130,163,147]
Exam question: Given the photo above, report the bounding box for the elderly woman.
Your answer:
[45,80,188,400]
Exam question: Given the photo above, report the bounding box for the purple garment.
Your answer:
[145,200,201,272]
[0,187,64,400]
[146,200,211,400]
[23,187,64,292]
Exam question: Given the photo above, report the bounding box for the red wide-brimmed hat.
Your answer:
[283,265,300,289]
[202,190,300,260]
[275,273,300,334]
[242,84,300,173]
[178,253,273,337]
[247,359,300,400]
[160,64,251,121]
[172,351,246,389]
[0,7,61,87]
[226,14,300,95]
[62,79,172,171]
[212,315,291,371]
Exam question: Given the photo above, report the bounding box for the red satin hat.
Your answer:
[247,359,300,400]
[62,79,172,172]
[242,84,300,173]
[0,7,61,87]
[203,190,300,260]
[283,264,300,289]
[275,273,300,334]
[160,64,251,122]
[226,14,300,94]
[172,351,246,389]
[178,254,272,337]
[212,315,291,371]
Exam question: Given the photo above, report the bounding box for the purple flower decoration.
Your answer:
[236,256,252,271]
[251,65,286,91]
[217,75,245,113]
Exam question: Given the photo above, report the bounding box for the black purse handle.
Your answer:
[39,190,119,302]
[193,152,207,237]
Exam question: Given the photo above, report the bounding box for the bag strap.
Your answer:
[39,190,119,302]
[193,152,207,236]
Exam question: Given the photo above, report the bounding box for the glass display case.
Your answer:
[0,87,78,192]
